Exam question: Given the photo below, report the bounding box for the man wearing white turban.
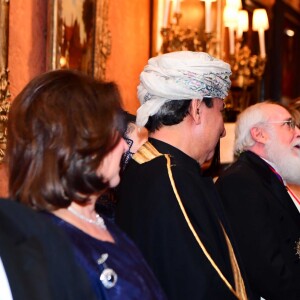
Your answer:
[116,51,253,300]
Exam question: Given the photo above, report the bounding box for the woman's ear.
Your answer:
[250,126,268,144]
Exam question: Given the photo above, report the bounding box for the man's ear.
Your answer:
[250,126,268,144]
[189,99,202,124]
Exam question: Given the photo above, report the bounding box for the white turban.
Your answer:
[136,51,232,127]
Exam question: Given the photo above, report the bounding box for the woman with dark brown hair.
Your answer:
[6,69,166,300]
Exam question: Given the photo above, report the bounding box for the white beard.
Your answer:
[265,138,300,185]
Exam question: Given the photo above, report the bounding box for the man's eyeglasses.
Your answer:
[262,119,297,130]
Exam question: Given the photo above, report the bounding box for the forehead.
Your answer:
[265,104,291,120]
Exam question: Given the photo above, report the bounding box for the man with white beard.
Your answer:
[216,101,300,300]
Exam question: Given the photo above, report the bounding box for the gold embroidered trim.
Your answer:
[164,154,247,300]
[221,224,248,300]
[133,141,163,164]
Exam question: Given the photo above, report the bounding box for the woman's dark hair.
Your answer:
[120,111,136,136]
[6,69,125,211]
[145,97,213,132]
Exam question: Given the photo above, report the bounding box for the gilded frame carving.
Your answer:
[47,0,111,80]
[0,0,10,163]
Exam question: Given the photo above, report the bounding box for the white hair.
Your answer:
[234,102,273,155]
[266,127,300,184]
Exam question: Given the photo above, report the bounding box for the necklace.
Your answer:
[68,206,107,230]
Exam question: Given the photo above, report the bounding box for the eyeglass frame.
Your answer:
[260,119,297,130]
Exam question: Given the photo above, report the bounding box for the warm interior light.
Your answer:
[59,56,67,68]
[226,0,242,9]
[285,29,295,37]
[236,10,249,39]
[223,5,238,27]
[238,10,249,32]
[252,9,269,31]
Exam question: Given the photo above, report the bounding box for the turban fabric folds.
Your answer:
[136,51,232,127]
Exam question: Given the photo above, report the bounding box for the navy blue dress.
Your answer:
[43,212,167,300]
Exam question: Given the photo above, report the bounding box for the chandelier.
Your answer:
[157,0,269,116]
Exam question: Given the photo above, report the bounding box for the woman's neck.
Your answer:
[53,199,115,243]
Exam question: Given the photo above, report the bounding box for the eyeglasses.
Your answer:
[263,119,297,130]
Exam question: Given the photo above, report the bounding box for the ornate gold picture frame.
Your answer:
[0,0,10,163]
[47,0,111,80]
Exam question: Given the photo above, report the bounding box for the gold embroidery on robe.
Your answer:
[133,141,163,164]
[133,141,248,299]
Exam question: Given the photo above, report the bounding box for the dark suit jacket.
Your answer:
[216,151,300,299]
[0,198,98,300]
[116,139,254,300]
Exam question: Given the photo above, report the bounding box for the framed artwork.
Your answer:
[47,0,111,80]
